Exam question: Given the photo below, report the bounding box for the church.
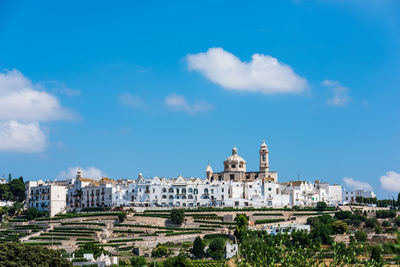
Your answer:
[206,141,278,183]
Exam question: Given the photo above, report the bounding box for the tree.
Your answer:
[163,253,189,267]
[310,223,333,245]
[130,256,147,267]
[316,201,327,212]
[170,209,185,225]
[370,246,382,263]
[192,236,205,259]
[234,214,248,241]
[365,218,378,228]
[151,244,169,257]
[25,207,39,220]
[395,216,400,226]
[355,230,367,242]
[0,242,71,266]
[397,192,400,206]
[207,238,225,260]
[118,212,127,223]
[331,220,348,234]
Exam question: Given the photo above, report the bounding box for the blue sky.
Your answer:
[0,0,399,198]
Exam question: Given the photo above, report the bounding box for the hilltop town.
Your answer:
[1,143,399,266]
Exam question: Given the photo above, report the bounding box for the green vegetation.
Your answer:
[355,230,367,242]
[0,175,25,202]
[316,201,327,212]
[130,256,147,267]
[170,209,185,225]
[192,236,205,259]
[254,218,285,224]
[375,210,396,218]
[207,238,225,260]
[152,243,171,257]
[165,231,202,236]
[0,242,71,266]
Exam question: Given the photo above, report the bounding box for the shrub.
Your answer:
[316,201,327,212]
[151,244,169,257]
[365,218,378,228]
[370,246,382,263]
[331,220,348,234]
[382,220,391,227]
[118,212,127,223]
[254,219,285,225]
[207,238,225,260]
[130,256,147,267]
[355,230,367,242]
[394,216,400,226]
[170,209,185,225]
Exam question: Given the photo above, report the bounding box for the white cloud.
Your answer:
[0,120,46,153]
[164,94,214,114]
[380,171,400,192]
[186,47,308,94]
[342,177,373,191]
[0,70,75,121]
[324,79,352,106]
[0,69,75,153]
[57,166,106,180]
[117,92,142,108]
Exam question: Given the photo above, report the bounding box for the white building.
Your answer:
[28,183,67,216]
[26,142,345,212]
[343,189,376,204]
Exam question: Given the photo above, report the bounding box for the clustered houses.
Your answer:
[25,141,373,217]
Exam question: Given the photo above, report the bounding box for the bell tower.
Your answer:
[259,140,269,172]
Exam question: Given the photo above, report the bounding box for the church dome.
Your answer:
[225,146,246,163]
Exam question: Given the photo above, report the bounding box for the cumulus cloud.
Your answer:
[380,171,400,192]
[0,69,74,153]
[164,94,214,114]
[0,70,75,121]
[57,166,106,180]
[323,80,352,106]
[117,92,142,108]
[186,47,308,94]
[342,177,373,191]
[0,120,46,153]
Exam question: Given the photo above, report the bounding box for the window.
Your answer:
[268,188,272,191]
[188,188,193,193]
[222,188,224,193]
[231,164,236,168]
[211,189,214,194]
[262,154,266,160]
[194,189,198,195]
[239,164,242,168]
[230,174,235,181]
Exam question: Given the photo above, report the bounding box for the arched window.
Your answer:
[204,189,209,195]
[194,189,198,195]
[162,188,167,193]
[169,195,173,199]
[168,188,174,193]
[182,189,186,194]
[162,195,167,199]
[188,188,193,193]
[188,195,193,199]
[182,195,186,199]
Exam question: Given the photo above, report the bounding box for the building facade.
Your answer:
[27,142,351,215]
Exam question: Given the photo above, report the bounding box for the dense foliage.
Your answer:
[170,209,185,225]
[0,242,71,266]
[192,236,205,259]
[0,175,25,202]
